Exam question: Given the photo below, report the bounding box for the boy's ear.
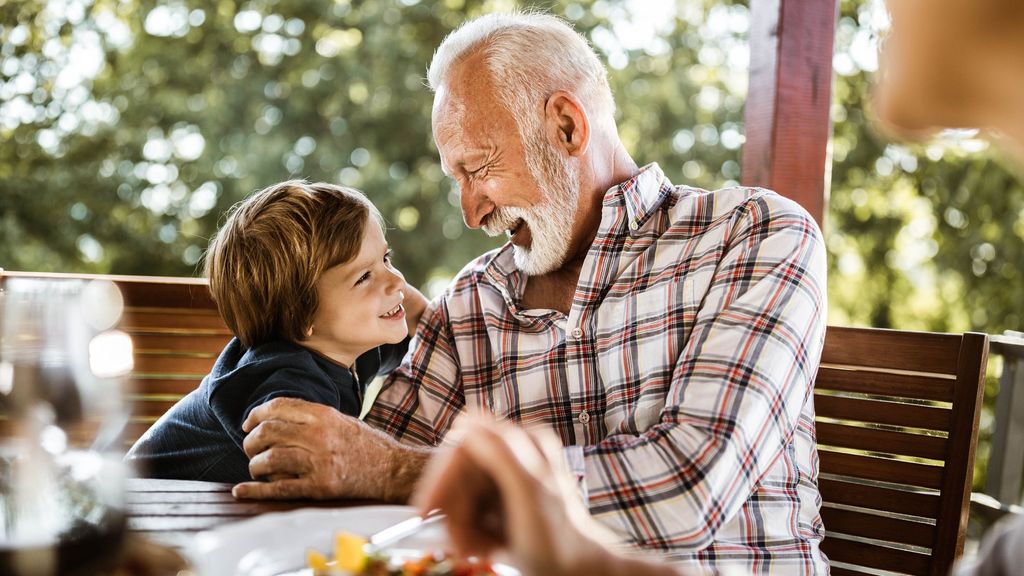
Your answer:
[304,326,314,338]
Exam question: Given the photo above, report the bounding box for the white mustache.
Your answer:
[482,207,528,237]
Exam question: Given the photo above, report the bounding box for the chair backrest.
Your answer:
[0,271,230,448]
[814,326,988,576]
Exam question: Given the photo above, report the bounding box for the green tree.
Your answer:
[1,0,751,294]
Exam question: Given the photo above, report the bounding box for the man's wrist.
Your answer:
[381,440,433,502]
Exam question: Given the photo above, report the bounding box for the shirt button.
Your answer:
[578,410,591,424]
[629,220,639,231]
[571,327,583,339]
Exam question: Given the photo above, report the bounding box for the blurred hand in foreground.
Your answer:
[414,418,690,576]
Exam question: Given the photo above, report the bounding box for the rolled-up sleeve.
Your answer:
[365,296,464,446]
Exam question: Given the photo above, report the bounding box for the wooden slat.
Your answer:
[818,451,945,490]
[131,333,232,354]
[816,367,955,402]
[819,478,941,519]
[122,310,229,332]
[821,537,931,576]
[130,398,185,418]
[821,327,962,375]
[128,515,248,532]
[117,280,216,310]
[814,394,952,432]
[126,420,158,441]
[128,377,204,395]
[816,422,947,461]
[129,502,288,516]
[132,354,219,375]
[821,506,936,549]
[0,270,216,309]
[127,491,238,505]
[127,477,233,493]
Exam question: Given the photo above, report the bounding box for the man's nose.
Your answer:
[459,183,494,229]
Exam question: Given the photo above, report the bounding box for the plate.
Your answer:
[186,505,517,576]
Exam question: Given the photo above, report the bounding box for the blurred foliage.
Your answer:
[0,0,746,295]
[828,0,1024,492]
[1,0,1022,489]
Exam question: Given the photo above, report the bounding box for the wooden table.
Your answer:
[126,478,369,551]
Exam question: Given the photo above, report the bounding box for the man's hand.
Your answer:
[231,397,431,501]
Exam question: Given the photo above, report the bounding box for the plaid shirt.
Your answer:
[367,163,828,574]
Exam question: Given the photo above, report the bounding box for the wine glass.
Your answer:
[0,277,134,575]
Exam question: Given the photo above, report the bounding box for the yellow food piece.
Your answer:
[334,532,369,572]
[306,548,330,573]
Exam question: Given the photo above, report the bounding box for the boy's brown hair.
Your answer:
[204,180,382,348]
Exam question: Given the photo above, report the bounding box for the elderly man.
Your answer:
[235,12,827,573]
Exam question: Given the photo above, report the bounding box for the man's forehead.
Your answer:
[432,87,466,129]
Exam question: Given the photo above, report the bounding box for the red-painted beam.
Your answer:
[742,0,839,229]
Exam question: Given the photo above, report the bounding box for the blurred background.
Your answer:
[1,0,1022,490]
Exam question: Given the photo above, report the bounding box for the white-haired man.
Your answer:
[236,12,828,573]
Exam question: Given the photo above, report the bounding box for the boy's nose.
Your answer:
[385,267,404,292]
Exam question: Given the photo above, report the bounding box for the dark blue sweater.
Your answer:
[125,337,408,483]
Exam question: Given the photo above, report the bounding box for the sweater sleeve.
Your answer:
[208,364,342,449]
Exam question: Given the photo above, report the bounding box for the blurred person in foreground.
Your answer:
[236,11,829,573]
[876,1,1024,575]
[412,1,1024,575]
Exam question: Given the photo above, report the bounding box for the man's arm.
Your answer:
[365,293,466,445]
[231,398,433,501]
[582,195,827,549]
[232,295,464,501]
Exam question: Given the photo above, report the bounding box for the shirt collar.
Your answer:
[482,162,676,308]
[604,162,675,235]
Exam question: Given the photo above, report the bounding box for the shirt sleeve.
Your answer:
[208,366,342,449]
[581,194,827,551]
[364,296,465,446]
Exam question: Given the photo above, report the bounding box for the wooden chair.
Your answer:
[815,326,989,576]
[0,271,229,448]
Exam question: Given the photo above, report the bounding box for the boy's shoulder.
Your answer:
[208,338,334,390]
[205,338,356,413]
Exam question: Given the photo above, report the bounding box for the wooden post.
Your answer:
[985,333,1024,504]
[742,0,839,229]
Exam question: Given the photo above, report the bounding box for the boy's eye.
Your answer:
[384,249,394,263]
[355,271,371,285]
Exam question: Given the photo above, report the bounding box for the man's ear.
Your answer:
[545,91,590,157]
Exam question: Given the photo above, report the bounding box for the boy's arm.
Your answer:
[403,281,428,336]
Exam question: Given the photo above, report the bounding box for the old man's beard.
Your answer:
[482,141,580,276]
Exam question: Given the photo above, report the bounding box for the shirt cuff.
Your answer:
[564,445,588,501]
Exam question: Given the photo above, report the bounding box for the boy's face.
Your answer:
[303,221,409,367]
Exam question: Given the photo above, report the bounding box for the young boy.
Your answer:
[126,180,427,483]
